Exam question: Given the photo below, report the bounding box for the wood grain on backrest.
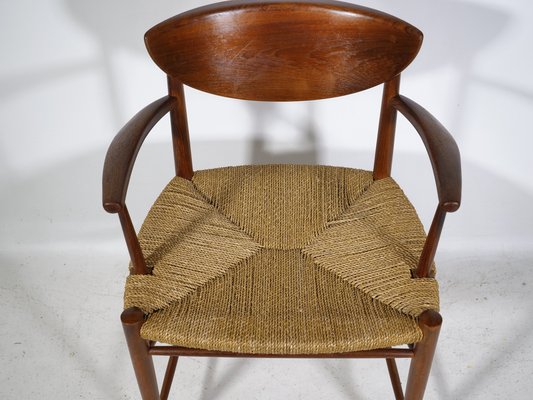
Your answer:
[146,0,422,101]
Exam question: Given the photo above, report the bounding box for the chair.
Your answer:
[102,1,461,399]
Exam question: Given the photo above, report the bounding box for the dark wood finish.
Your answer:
[168,77,193,179]
[149,346,414,358]
[391,94,461,278]
[102,96,176,214]
[118,206,148,275]
[387,358,405,400]
[121,308,160,400]
[416,207,446,278]
[145,0,422,101]
[102,95,177,275]
[404,310,442,400]
[374,75,401,179]
[391,95,461,212]
[160,356,178,400]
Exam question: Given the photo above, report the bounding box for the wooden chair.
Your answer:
[102,1,461,399]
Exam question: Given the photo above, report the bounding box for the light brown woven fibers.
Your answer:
[125,177,260,313]
[141,249,422,354]
[191,164,374,249]
[124,165,439,354]
[302,177,439,317]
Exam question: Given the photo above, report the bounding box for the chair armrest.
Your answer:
[102,96,176,213]
[391,95,462,212]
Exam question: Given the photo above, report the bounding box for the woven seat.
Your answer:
[125,165,438,354]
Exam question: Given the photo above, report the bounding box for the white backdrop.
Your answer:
[1,1,532,399]
[1,0,532,252]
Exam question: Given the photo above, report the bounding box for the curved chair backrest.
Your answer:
[145,0,422,101]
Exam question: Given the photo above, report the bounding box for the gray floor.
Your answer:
[1,142,532,399]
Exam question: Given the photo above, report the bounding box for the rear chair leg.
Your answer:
[160,356,179,400]
[404,310,442,400]
[386,358,404,400]
[121,307,160,400]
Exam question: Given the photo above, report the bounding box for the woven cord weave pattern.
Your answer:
[124,178,261,313]
[302,177,439,317]
[124,165,439,354]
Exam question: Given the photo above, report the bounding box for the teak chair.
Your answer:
[102,1,461,399]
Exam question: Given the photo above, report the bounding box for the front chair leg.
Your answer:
[121,307,160,400]
[404,310,442,400]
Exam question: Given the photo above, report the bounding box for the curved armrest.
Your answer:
[102,96,176,213]
[391,95,462,212]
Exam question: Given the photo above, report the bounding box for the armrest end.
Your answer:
[392,95,462,212]
[102,96,176,211]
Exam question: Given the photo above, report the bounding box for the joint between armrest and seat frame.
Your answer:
[390,95,462,277]
[102,96,176,274]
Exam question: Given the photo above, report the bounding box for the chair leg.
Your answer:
[160,356,179,400]
[404,310,442,400]
[121,307,160,400]
[386,358,404,400]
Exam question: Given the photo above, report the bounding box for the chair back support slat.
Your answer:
[145,0,423,101]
